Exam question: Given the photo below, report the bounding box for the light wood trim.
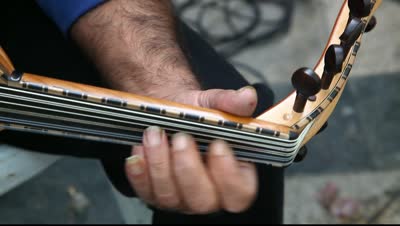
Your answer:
[17,73,294,136]
[0,46,15,76]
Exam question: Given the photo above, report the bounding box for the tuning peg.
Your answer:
[348,0,372,18]
[321,45,345,90]
[294,146,308,163]
[364,16,377,33]
[340,17,364,52]
[317,122,329,135]
[292,68,321,113]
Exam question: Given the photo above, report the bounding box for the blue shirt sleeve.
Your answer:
[36,0,105,36]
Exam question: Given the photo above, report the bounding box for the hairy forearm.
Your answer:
[71,0,200,98]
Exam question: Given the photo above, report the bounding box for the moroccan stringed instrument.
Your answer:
[0,0,381,167]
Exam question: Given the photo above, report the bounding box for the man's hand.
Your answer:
[71,0,258,214]
[125,86,258,214]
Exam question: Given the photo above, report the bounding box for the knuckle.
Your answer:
[125,167,146,184]
[188,197,219,214]
[196,90,210,108]
[174,159,197,172]
[196,89,223,108]
[150,158,168,173]
[156,193,180,209]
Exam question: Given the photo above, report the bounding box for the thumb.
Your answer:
[194,86,258,117]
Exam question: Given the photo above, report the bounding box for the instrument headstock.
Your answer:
[257,0,382,148]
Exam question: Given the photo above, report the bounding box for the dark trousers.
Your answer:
[0,1,284,224]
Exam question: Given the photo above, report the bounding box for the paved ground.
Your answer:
[0,158,124,224]
[0,0,399,224]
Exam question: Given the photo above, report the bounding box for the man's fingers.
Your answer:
[127,128,257,214]
[125,145,154,205]
[207,140,258,213]
[142,126,180,209]
[171,133,220,214]
[195,86,258,116]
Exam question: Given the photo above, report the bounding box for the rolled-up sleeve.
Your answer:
[36,0,105,36]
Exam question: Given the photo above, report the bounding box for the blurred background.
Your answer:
[0,0,399,224]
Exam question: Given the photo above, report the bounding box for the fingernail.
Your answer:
[126,155,143,176]
[144,126,162,147]
[172,133,189,152]
[211,140,230,156]
[238,86,255,94]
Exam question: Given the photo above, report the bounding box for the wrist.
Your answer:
[105,62,201,99]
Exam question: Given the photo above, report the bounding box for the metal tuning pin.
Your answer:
[340,17,364,53]
[348,0,372,18]
[364,15,377,33]
[321,45,345,90]
[291,67,321,113]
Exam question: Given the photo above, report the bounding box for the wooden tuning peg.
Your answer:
[364,15,377,33]
[294,146,308,163]
[340,17,364,52]
[321,45,345,90]
[291,68,321,113]
[348,0,372,18]
[317,122,329,135]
